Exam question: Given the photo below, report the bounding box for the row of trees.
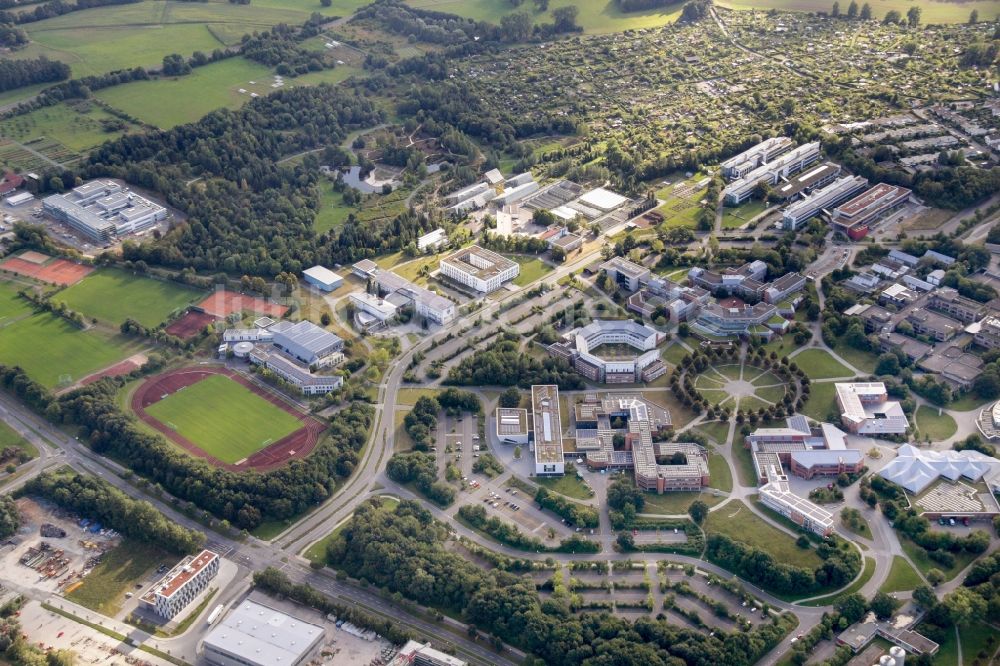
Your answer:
[328,499,794,665]
[534,486,599,528]
[19,472,204,553]
[0,57,69,93]
[706,533,862,596]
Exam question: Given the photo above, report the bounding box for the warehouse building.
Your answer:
[302,265,343,292]
[440,245,519,293]
[780,175,869,230]
[203,599,325,666]
[272,321,343,367]
[140,550,219,619]
[43,180,167,243]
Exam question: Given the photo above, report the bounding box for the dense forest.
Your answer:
[0,57,69,93]
[0,24,27,49]
[0,365,374,530]
[240,20,331,76]
[19,472,204,554]
[328,499,795,665]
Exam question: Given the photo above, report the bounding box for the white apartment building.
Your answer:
[140,550,219,619]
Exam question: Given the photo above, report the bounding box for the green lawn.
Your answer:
[66,539,171,615]
[0,312,140,388]
[708,452,733,492]
[695,420,730,445]
[145,374,303,463]
[396,388,442,406]
[762,335,800,358]
[406,0,683,34]
[880,555,924,594]
[0,281,34,322]
[535,473,593,500]
[660,342,689,367]
[948,392,992,412]
[0,100,137,155]
[96,57,274,129]
[801,381,839,422]
[314,180,357,234]
[705,500,822,569]
[641,489,724,515]
[832,341,878,375]
[56,268,203,328]
[512,255,554,287]
[0,420,37,461]
[841,511,872,540]
[721,199,768,230]
[792,349,853,380]
[914,405,958,441]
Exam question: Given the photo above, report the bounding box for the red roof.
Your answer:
[0,172,24,196]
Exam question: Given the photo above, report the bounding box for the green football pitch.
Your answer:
[144,374,303,464]
[56,268,204,328]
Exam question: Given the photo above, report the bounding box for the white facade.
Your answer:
[302,265,343,292]
[141,550,219,619]
[440,245,519,293]
[531,385,565,475]
[203,600,325,666]
[417,228,447,252]
[835,382,909,435]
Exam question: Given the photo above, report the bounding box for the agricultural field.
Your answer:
[144,374,303,464]
[405,0,683,34]
[55,268,204,328]
[716,0,998,23]
[0,100,137,157]
[10,0,353,78]
[0,311,141,388]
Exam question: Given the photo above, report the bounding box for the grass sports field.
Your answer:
[145,374,303,464]
[0,310,140,388]
[56,268,204,328]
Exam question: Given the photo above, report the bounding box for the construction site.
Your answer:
[0,498,119,597]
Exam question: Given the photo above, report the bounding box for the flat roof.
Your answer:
[835,183,910,218]
[273,320,342,356]
[531,385,564,464]
[441,245,517,280]
[204,599,324,666]
[303,265,342,285]
[147,550,218,601]
[496,407,528,436]
[578,187,628,211]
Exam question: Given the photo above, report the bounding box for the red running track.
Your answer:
[131,366,323,472]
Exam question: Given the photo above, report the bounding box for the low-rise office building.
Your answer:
[548,319,666,384]
[440,245,519,293]
[772,161,842,201]
[531,385,564,475]
[929,287,985,324]
[353,261,456,325]
[781,175,868,230]
[723,142,822,204]
[495,407,529,444]
[721,137,794,180]
[43,180,167,244]
[830,183,911,239]
[835,382,909,435]
[906,308,962,342]
[249,346,343,395]
[600,256,650,292]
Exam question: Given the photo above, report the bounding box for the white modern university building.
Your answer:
[140,550,219,619]
[495,407,530,444]
[721,137,794,180]
[531,385,565,475]
[723,142,822,204]
[42,180,167,244]
[352,260,456,325]
[835,382,909,435]
[202,599,325,666]
[440,245,519,293]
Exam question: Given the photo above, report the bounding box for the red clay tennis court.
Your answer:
[164,310,216,340]
[195,290,288,319]
[0,255,92,286]
[131,366,322,472]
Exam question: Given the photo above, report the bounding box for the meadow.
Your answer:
[145,374,303,463]
[56,268,204,328]
[66,540,171,614]
[716,0,998,23]
[0,311,141,388]
[12,0,355,78]
[512,256,554,287]
[705,499,823,569]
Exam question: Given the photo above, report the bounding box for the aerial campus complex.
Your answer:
[3,4,1000,666]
